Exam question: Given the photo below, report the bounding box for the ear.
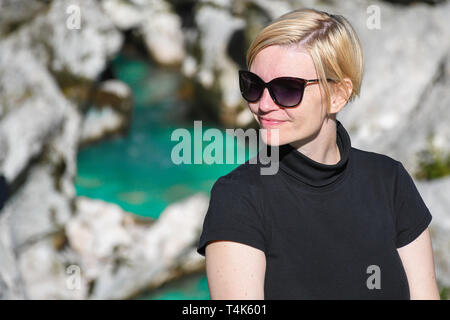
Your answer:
[329,78,353,114]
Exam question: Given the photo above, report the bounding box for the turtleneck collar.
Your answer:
[277,120,351,188]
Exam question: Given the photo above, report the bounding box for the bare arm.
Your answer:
[397,228,440,300]
[205,240,266,300]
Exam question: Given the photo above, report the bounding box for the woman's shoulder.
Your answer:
[214,157,264,188]
[350,146,401,172]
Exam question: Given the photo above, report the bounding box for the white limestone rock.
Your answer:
[17,238,88,300]
[101,0,145,29]
[0,46,69,182]
[66,193,209,300]
[0,211,26,299]
[141,10,185,66]
[194,4,245,111]
[81,107,125,144]
[4,0,123,80]
[1,108,81,251]
[0,0,47,37]
[102,0,185,65]
[80,80,132,145]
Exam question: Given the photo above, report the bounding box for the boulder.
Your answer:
[63,194,208,300]
[102,0,185,66]
[80,80,133,146]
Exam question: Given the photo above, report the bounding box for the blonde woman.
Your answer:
[197,8,440,300]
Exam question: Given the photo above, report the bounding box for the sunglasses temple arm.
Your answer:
[305,78,335,85]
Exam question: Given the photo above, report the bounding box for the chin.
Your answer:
[259,128,288,147]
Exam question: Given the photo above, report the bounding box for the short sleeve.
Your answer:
[196,176,267,256]
[393,161,432,248]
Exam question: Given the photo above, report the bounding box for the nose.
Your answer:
[258,87,279,112]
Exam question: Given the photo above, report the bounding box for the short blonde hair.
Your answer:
[246,8,364,113]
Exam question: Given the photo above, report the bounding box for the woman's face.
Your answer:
[248,44,328,146]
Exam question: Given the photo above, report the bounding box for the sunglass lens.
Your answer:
[271,78,304,107]
[239,72,263,102]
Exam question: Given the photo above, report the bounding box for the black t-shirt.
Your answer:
[197,120,432,299]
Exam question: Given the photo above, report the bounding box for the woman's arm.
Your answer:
[205,240,266,299]
[397,228,440,299]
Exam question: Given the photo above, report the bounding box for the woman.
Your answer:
[196,8,440,300]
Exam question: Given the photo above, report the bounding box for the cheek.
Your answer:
[293,88,324,121]
[284,110,305,140]
[309,86,327,115]
[284,90,324,134]
[248,102,258,113]
[247,103,259,123]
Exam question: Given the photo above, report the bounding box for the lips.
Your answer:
[259,116,287,127]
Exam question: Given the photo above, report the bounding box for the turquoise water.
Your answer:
[75,107,247,218]
[75,53,256,299]
[75,54,254,218]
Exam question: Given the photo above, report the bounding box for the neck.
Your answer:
[289,119,340,165]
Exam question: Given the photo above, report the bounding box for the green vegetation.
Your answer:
[439,285,450,300]
[414,135,450,180]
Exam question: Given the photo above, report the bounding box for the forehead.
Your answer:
[249,44,317,81]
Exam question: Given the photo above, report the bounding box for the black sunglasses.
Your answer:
[239,70,334,108]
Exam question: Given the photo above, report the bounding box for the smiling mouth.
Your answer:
[259,117,287,127]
